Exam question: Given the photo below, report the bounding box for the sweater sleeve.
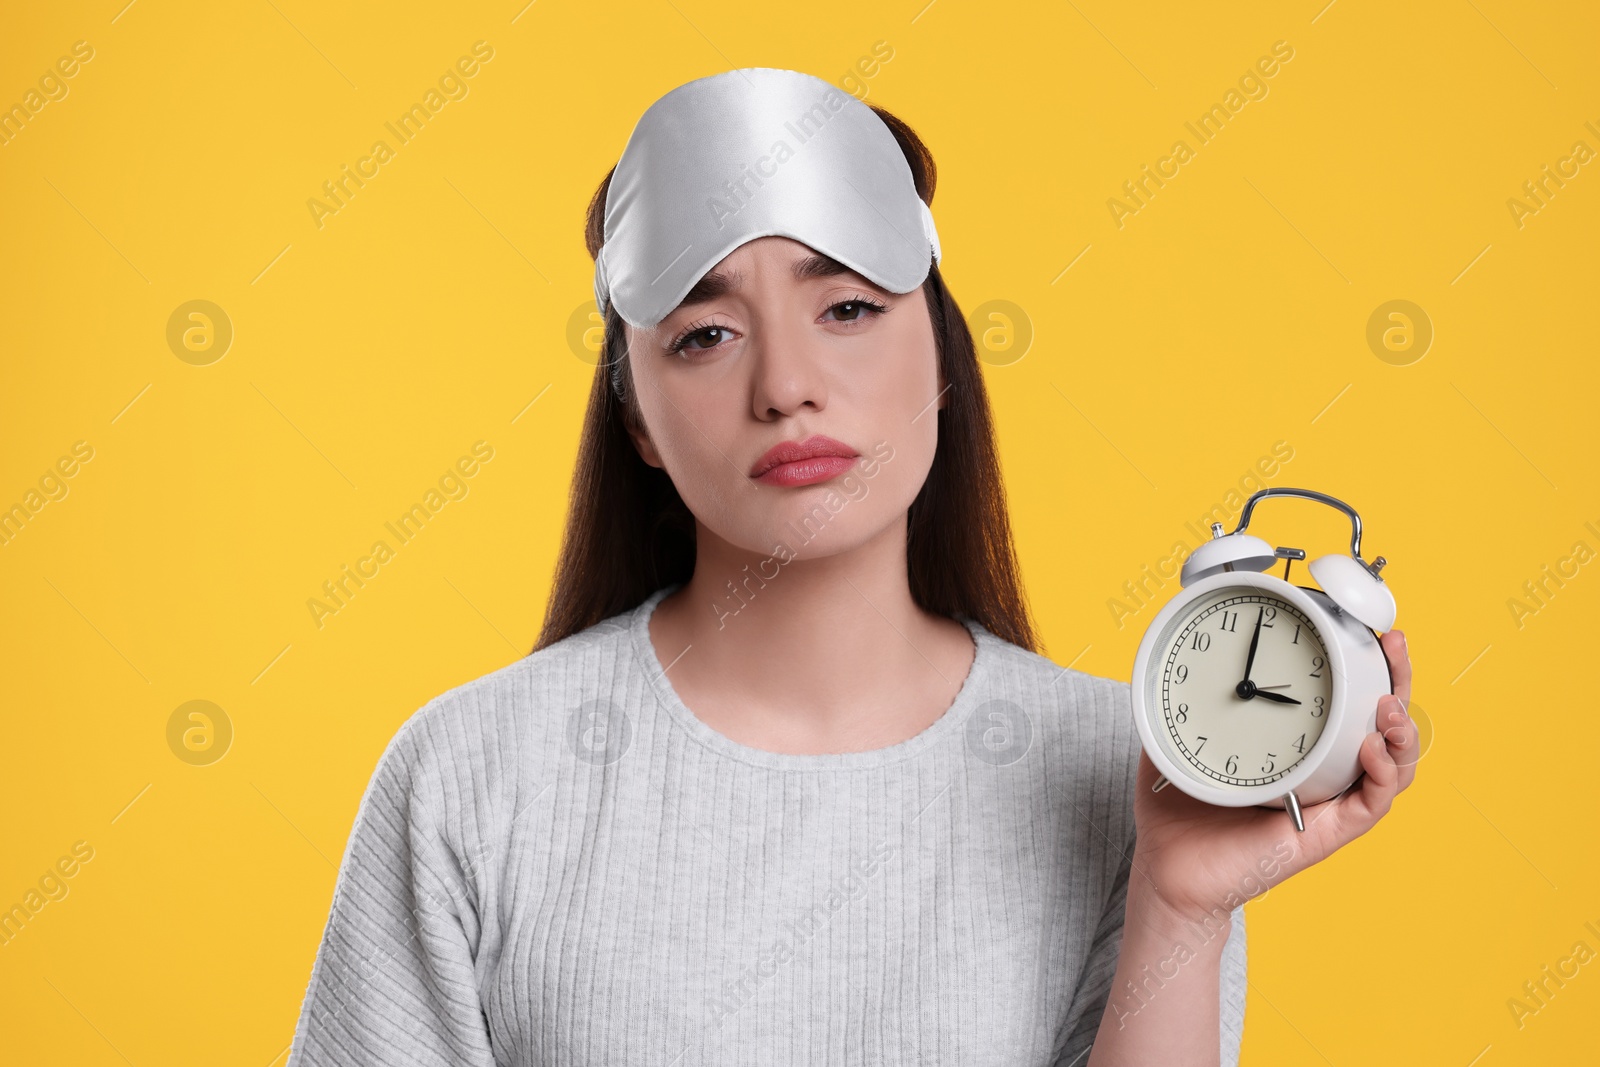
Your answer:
[1051,847,1250,1066]
[1219,904,1248,1064]
[286,710,498,1067]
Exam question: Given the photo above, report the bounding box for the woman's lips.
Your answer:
[752,455,860,487]
[749,434,860,487]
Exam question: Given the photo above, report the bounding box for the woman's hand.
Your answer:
[1128,628,1416,925]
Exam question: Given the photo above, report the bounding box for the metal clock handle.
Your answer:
[1229,487,1387,582]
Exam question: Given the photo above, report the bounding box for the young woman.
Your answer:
[288,69,1417,1067]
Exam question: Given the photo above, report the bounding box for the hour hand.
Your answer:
[1253,688,1301,705]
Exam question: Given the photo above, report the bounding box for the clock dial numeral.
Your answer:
[1155,589,1333,788]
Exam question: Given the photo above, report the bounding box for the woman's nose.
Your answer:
[749,320,829,420]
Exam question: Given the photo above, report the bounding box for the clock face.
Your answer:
[1156,588,1334,788]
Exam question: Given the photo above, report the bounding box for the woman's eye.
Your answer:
[826,299,886,323]
[671,324,730,353]
[684,327,727,349]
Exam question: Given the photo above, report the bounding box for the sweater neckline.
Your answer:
[629,582,997,771]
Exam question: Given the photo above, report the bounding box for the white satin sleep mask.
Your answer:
[593,67,942,330]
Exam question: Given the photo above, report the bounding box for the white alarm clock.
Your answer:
[1130,488,1397,831]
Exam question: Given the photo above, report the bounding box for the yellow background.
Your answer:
[2,0,1596,1062]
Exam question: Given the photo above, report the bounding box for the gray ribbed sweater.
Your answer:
[288,582,1247,1065]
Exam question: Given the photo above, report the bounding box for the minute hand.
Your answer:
[1253,689,1302,705]
[1241,606,1264,684]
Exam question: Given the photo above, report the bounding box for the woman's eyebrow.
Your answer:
[679,269,739,308]
[675,254,870,311]
[791,253,859,282]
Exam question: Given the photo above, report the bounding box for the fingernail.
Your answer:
[1384,726,1407,746]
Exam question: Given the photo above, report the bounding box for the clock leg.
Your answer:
[1152,774,1171,793]
[1284,789,1305,832]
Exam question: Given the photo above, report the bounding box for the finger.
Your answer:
[1134,748,1204,818]
[1333,729,1401,837]
[1135,747,1163,792]
[1379,693,1418,792]
[1133,749,1179,811]
[1381,628,1411,706]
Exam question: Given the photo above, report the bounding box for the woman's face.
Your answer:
[622,235,946,561]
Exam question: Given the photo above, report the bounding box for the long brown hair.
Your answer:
[533,103,1039,655]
